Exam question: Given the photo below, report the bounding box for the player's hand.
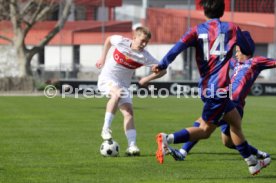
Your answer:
[96,59,104,69]
[151,64,161,73]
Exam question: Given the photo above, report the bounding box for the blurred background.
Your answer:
[0,0,275,91]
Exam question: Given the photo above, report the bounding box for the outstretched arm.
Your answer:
[157,41,187,70]
[156,27,196,70]
[255,56,276,69]
[96,36,112,69]
[138,70,167,87]
[151,41,187,74]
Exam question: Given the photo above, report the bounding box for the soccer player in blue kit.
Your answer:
[169,31,273,163]
[152,0,271,175]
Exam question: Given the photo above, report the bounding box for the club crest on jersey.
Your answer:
[113,49,143,69]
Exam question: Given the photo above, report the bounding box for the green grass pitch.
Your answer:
[0,96,275,183]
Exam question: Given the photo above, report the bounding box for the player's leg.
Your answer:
[220,122,270,159]
[169,122,201,161]
[220,122,236,149]
[119,95,140,156]
[98,79,123,140]
[156,117,216,163]
[156,97,224,164]
[223,108,271,175]
[169,118,215,161]
[221,132,234,147]
[224,108,257,170]
[220,105,244,149]
[179,120,201,159]
[170,118,216,143]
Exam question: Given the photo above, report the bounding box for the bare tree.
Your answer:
[0,0,72,77]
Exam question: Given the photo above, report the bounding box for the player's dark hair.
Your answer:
[200,0,225,19]
[242,31,255,56]
[135,26,151,39]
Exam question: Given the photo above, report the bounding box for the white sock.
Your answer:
[179,149,187,156]
[167,134,174,144]
[126,129,136,147]
[245,155,257,166]
[257,150,265,155]
[102,112,114,130]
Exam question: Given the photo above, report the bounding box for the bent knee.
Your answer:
[223,141,235,149]
[198,129,212,139]
[202,132,212,139]
[221,138,235,149]
[200,126,215,139]
[123,110,133,118]
[120,104,134,117]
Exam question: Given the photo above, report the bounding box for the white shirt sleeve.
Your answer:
[143,50,159,67]
[110,35,123,46]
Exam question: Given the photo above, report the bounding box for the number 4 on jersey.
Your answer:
[199,33,227,61]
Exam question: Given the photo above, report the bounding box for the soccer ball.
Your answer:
[100,139,119,157]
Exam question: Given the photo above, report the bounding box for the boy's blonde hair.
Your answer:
[134,26,151,40]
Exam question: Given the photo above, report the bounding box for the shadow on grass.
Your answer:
[119,152,239,158]
[249,175,276,179]
[190,152,276,159]
[191,174,276,181]
[120,154,156,158]
[190,152,238,155]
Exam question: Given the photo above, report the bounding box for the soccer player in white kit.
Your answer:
[96,26,166,156]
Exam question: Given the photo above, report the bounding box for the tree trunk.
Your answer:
[11,41,34,77]
[15,45,28,77]
[8,0,73,78]
[13,26,33,77]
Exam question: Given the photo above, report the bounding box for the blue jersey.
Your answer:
[230,57,276,108]
[220,56,276,134]
[158,19,253,97]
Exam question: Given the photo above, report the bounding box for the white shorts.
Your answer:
[97,78,132,106]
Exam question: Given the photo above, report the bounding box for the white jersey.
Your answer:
[98,35,159,87]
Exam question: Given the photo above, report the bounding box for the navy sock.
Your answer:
[193,121,200,127]
[173,129,190,144]
[249,144,258,155]
[182,122,200,152]
[236,141,251,158]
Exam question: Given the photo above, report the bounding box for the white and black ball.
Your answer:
[100,139,119,157]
